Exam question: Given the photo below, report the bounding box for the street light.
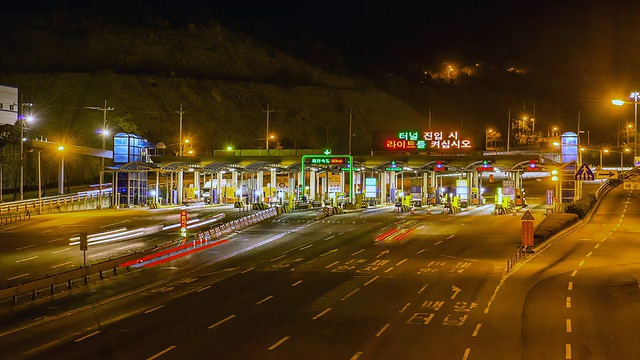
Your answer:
[37,150,42,214]
[603,149,628,171]
[485,129,493,150]
[57,146,65,195]
[612,92,639,166]
[19,103,34,200]
[580,147,603,169]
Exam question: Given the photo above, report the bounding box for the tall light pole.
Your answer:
[613,92,639,166]
[37,150,42,214]
[175,104,186,156]
[19,102,33,201]
[86,100,114,207]
[263,104,274,155]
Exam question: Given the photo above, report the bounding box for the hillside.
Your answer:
[0,16,427,189]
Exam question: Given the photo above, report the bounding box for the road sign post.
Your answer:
[79,232,88,267]
[521,210,535,248]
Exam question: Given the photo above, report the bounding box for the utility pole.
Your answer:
[175,104,187,156]
[263,104,274,155]
[507,108,511,152]
[86,100,114,207]
[19,102,33,201]
[348,108,354,155]
[428,107,432,130]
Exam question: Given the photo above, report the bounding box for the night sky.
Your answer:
[10,0,640,146]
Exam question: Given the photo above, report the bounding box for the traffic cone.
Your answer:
[411,207,415,214]
[512,208,517,216]
[427,206,432,215]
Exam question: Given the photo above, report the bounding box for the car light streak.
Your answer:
[70,229,146,246]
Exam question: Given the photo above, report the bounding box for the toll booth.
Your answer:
[113,133,149,207]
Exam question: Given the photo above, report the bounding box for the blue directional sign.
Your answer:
[575,162,595,181]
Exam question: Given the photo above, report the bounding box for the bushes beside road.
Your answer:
[533,193,596,245]
[533,213,579,244]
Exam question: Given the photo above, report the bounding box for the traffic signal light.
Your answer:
[551,169,558,182]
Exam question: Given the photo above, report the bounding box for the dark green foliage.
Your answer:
[533,213,579,244]
[564,194,596,219]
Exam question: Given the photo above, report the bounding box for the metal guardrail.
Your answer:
[0,190,111,217]
[0,249,154,304]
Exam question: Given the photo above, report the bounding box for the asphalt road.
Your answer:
[0,177,622,359]
[0,204,255,288]
[0,194,540,359]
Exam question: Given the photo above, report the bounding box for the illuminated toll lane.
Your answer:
[0,199,540,359]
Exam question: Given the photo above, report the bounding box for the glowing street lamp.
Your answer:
[612,92,640,166]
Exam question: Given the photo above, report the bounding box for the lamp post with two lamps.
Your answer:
[612,92,639,166]
[603,148,629,172]
[579,147,603,169]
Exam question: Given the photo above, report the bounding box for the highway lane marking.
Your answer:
[620,214,625,219]
[568,282,573,291]
[324,235,335,241]
[586,252,593,257]
[376,324,390,337]
[51,262,74,269]
[270,255,286,262]
[7,273,29,281]
[384,267,394,273]
[396,259,408,266]
[434,241,443,245]
[321,249,338,257]
[326,261,340,269]
[351,352,363,360]
[594,244,600,249]
[337,232,344,236]
[16,244,35,250]
[256,296,274,305]
[417,225,424,230]
[462,348,471,360]
[565,344,572,359]
[42,229,52,233]
[51,247,71,254]
[446,235,454,239]
[268,336,290,350]
[74,330,101,343]
[47,238,64,243]
[241,267,255,274]
[472,324,481,337]
[608,231,613,236]
[313,308,332,320]
[351,249,364,256]
[578,260,585,267]
[147,345,177,360]
[601,237,607,242]
[376,250,390,258]
[16,256,38,263]
[566,297,572,308]
[566,319,572,332]
[418,284,428,294]
[208,315,236,329]
[399,303,410,313]
[291,280,303,287]
[570,270,578,277]
[364,276,379,286]
[197,285,211,293]
[416,249,426,254]
[300,244,313,250]
[144,305,165,314]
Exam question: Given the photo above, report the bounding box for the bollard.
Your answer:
[113,266,117,275]
[67,279,73,289]
[51,284,55,295]
[32,289,37,299]
[507,259,511,272]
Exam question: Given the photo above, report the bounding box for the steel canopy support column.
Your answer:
[257,171,264,203]
[177,170,184,205]
[310,170,317,201]
[270,168,276,204]
[216,171,222,204]
[155,170,160,204]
